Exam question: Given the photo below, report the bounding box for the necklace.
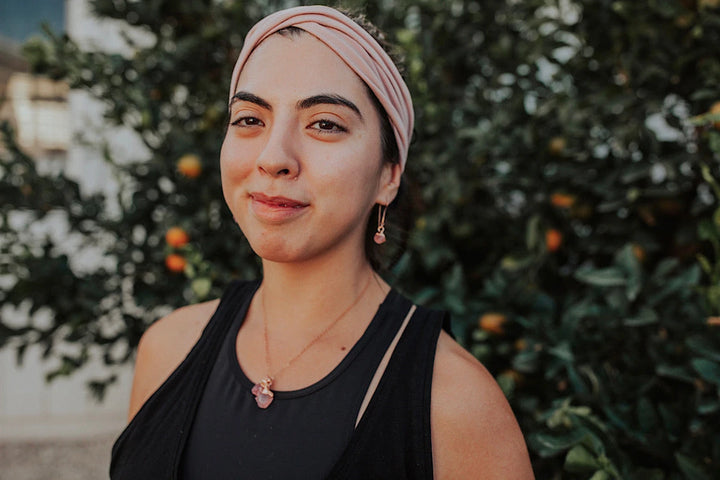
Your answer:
[252,275,373,409]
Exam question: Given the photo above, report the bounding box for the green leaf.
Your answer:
[574,267,626,287]
[696,254,713,275]
[548,343,574,362]
[413,286,439,304]
[713,207,720,230]
[675,452,712,480]
[623,308,658,327]
[686,336,720,363]
[526,214,541,251]
[500,254,534,272]
[690,88,720,101]
[496,372,516,397]
[648,265,701,306]
[588,471,611,480]
[708,287,720,312]
[652,258,680,280]
[637,396,657,431]
[565,444,601,473]
[700,163,720,200]
[191,277,212,300]
[529,429,587,457]
[656,365,695,383]
[616,245,643,300]
[658,403,683,434]
[697,399,720,415]
[710,131,720,155]
[691,358,720,386]
[512,350,539,373]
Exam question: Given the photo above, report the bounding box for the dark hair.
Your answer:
[275,14,411,272]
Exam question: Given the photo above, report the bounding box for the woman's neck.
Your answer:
[258,253,388,331]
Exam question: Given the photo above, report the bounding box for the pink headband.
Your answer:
[229,5,414,171]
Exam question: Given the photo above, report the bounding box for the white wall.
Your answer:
[0,0,154,441]
[0,346,133,440]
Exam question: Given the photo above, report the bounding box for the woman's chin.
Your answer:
[249,239,308,264]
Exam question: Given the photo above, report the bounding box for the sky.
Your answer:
[0,0,65,43]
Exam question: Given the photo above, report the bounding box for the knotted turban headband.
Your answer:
[229,5,414,171]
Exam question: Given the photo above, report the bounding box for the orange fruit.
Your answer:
[632,244,646,262]
[655,199,683,215]
[545,229,562,252]
[514,338,528,351]
[548,136,566,156]
[569,204,593,220]
[165,254,187,273]
[165,227,189,248]
[499,369,523,385]
[550,193,576,208]
[674,13,694,29]
[177,154,202,178]
[699,0,720,10]
[710,101,720,130]
[615,69,629,86]
[479,313,507,335]
[637,205,657,226]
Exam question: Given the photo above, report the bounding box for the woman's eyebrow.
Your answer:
[230,91,272,111]
[296,94,363,120]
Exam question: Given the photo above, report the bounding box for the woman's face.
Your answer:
[221,32,400,265]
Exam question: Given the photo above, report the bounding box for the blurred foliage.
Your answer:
[2,0,720,477]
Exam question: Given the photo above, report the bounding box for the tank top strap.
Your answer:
[110,279,260,480]
[327,304,449,480]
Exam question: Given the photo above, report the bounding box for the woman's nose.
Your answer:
[255,119,300,178]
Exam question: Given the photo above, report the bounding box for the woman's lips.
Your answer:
[251,192,308,208]
[249,192,309,222]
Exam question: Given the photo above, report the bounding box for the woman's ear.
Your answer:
[376,162,402,205]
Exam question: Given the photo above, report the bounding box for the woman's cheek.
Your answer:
[220,148,245,211]
[220,140,253,181]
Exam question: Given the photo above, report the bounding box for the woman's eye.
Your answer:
[309,119,347,133]
[231,116,264,127]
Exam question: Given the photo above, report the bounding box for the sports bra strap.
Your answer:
[355,304,417,427]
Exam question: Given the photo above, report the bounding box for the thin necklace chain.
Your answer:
[261,275,373,383]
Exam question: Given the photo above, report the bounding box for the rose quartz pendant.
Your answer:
[374,232,386,244]
[252,377,274,409]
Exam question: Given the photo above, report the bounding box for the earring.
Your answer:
[374,204,387,245]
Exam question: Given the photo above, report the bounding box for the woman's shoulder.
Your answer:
[431,331,535,479]
[126,299,221,422]
[138,299,221,360]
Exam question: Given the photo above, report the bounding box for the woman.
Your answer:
[111,6,534,479]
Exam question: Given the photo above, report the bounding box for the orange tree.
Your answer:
[2,0,720,477]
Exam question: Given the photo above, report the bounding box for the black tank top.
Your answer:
[110,280,450,480]
[179,281,411,479]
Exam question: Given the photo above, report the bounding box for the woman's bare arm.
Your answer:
[431,331,535,479]
[126,300,220,422]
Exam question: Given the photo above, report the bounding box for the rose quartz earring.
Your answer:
[374,204,387,244]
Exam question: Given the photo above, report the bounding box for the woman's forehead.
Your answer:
[234,33,369,103]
